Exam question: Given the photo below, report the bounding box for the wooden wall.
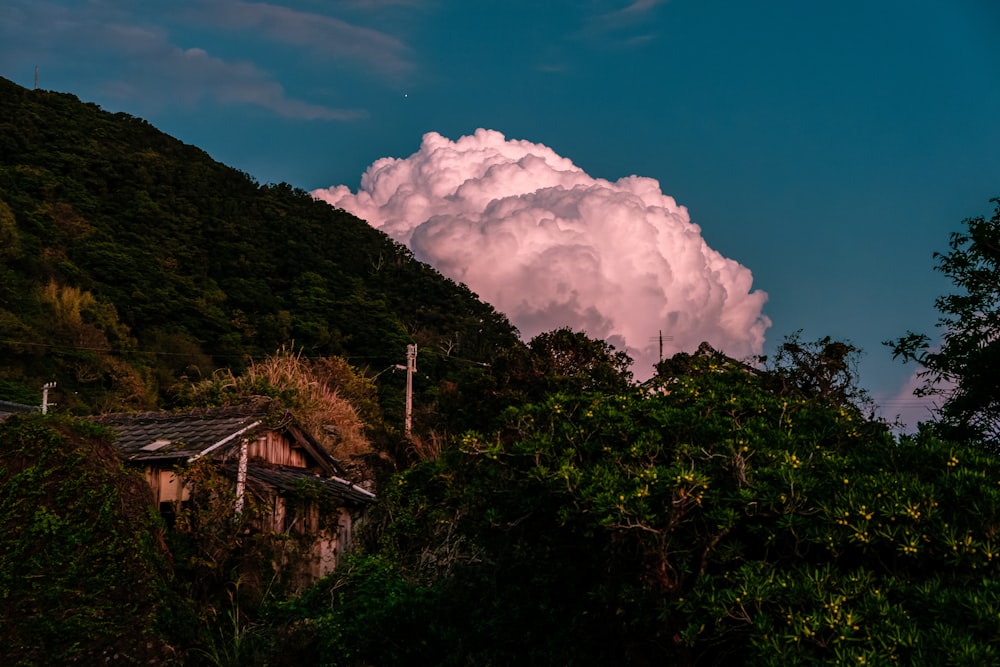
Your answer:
[248,432,307,468]
[145,467,189,504]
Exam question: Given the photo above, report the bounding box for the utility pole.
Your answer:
[404,344,416,437]
[41,381,56,414]
[234,437,249,515]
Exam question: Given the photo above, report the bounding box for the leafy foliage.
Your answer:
[433,327,635,438]
[759,331,871,412]
[6,74,1000,667]
[0,415,185,664]
[291,354,1000,665]
[0,77,520,418]
[527,326,634,393]
[167,455,354,665]
[269,554,447,666]
[887,197,1000,448]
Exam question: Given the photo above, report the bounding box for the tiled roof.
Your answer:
[95,406,374,504]
[0,400,38,422]
[95,407,266,462]
[232,464,376,505]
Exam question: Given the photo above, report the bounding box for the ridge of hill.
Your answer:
[0,77,520,416]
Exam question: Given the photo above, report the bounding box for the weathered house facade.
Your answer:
[97,405,375,585]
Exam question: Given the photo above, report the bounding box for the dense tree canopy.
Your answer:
[424,327,635,439]
[760,332,871,412]
[5,74,1000,667]
[0,76,519,418]
[526,326,634,393]
[887,197,1000,449]
[283,352,1000,666]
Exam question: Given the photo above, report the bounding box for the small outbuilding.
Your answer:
[97,404,375,585]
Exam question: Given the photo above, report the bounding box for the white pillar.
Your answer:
[234,437,249,515]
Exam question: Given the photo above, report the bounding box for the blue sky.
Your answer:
[2,1,999,425]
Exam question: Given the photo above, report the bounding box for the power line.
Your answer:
[0,337,441,383]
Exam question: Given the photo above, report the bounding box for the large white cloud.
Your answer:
[313,129,770,377]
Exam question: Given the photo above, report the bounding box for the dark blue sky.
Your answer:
[2,0,999,425]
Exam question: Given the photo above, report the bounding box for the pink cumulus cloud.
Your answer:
[313,129,771,378]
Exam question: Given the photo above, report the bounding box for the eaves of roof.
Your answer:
[228,463,376,505]
[0,400,38,422]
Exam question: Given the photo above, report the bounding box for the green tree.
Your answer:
[527,326,634,394]
[760,331,871,412]
[429,328,634,439]
[285,351,1000,666]
[887,198,1000,448]
[0,75,521,418]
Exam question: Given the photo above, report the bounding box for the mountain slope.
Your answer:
[0,78,519,415]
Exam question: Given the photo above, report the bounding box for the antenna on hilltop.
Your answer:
[648,330,674,363]
[34,65,38,90]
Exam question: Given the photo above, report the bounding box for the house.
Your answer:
[96,404,375,585]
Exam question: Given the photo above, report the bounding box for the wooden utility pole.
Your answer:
[404,344,416,437]
[41,381,56,414]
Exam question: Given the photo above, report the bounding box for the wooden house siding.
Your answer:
[145,467,188,504]
[248,431,308,469]
[264,494,318,535]
[256,494,356,586]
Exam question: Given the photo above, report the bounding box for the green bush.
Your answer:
[0,414,186,665]
[304,356,1000,665]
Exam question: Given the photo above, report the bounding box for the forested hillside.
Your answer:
[6,76,1000,667]
[0,76,519,417]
